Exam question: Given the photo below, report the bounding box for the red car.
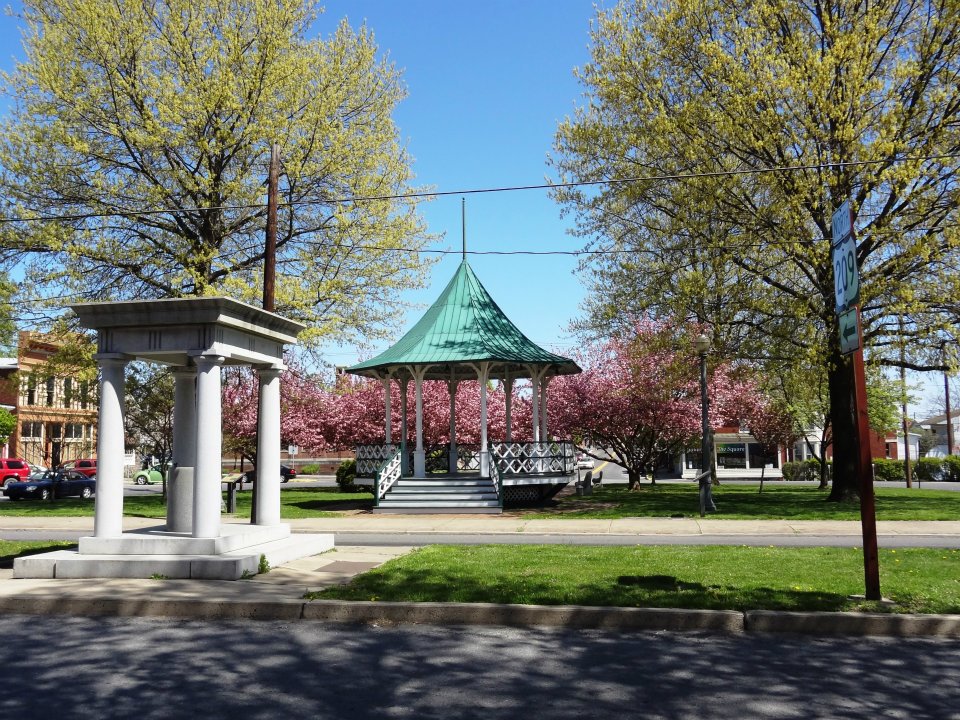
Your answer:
[0,458,31,488]
[59,458,98,477]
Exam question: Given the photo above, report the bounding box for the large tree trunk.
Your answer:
[627,468,642,490]
[827,350,860,502]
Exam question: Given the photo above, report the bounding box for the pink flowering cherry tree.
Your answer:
[549,321,777,489]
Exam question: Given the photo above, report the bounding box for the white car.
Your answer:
[576,456,595,469]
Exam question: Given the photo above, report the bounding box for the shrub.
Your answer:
[782,459,829,482]
[914,457,944,483]
[943,455,960,482]
[872,458,906,483]
[299,463,321,474]
[335,459,357,491]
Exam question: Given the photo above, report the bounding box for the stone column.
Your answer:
[448,378,459,473]
[93,355,127,538]
[192,354,224,539]
[255,366,283,527]
[167,366,197,533]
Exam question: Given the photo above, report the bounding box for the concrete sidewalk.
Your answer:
[1,515,959,637]
[5,514,960,538]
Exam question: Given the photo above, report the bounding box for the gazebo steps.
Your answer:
[383,492,499,501]
[395,478,492,488]
[375,475,502,513]
[374,505,502,515]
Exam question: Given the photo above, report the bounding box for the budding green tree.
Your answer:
[553,0,960,500]
[0,0,433,347]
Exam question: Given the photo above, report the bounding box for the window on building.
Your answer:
[716,443,747,469]
[26,375,36,406]
[21,421,42,438]
[65,423,84,439]
[747,443,780,469]
[45,377,55,407]
[49,423,62,439]
[80,380,90,409]
[685,451,703,470]
[64,378,73,407]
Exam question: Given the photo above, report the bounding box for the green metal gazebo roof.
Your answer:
[348,260,580,382]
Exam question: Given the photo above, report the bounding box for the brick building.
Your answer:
[0,332,98,467]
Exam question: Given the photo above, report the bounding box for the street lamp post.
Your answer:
[694,334,716,517]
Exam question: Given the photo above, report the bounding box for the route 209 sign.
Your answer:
[831,201,859,312]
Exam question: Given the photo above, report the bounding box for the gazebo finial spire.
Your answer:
[461,197,466,261]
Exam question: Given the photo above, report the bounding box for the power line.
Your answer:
[1,153,958,226]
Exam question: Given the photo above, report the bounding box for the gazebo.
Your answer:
[348,259,581,513]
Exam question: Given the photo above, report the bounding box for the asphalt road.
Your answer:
[0,615,957,720]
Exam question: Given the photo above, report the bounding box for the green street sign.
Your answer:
[838,307,860,355]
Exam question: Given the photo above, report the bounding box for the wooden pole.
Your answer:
[946,369,955,456]
[899,317,912,487]
[263,142,279,312]
[852,307,881,600]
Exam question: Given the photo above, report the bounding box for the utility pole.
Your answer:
[253,142,280,525]
[263,142,280,312]
[946,369,954,456]
[899,317,911,487]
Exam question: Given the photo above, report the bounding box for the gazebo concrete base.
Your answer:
[13,524,334,580]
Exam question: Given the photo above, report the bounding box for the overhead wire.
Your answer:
[1,152,958,226]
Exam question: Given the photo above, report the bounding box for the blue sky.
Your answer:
[316,0,604,364]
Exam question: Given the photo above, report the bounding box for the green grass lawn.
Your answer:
[310,544,960,614]
[1,484,957,521]
[0,486,373,519]
[0,540,75,568]
[535,484,960,520]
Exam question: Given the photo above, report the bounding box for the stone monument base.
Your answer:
[13,524,335,580]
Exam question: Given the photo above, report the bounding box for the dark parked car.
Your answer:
[59,458,97,477]
[243,464,297,484]
[3,469,97,501]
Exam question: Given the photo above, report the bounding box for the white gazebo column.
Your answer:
[528,366,545,442]
[167,366,197,533]
[93,355,128,538]
[254,366,283,527]
[504,373,513,442]
[412,366,428,476]
[400,378,409,475]
[382,374,392,445]
[540,375,551,440]
[192,354,225,539]
[448,378,459,473]
[476,363,491,476]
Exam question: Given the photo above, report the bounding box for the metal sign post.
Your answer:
[832,200,881,601]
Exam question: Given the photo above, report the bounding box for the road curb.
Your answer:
[4,592,960,638]
[745,609,960,638]
[301,600,745,632]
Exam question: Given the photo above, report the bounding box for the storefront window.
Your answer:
[716,443,746,469]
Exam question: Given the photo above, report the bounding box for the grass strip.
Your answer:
[0,540,76,568]
[309,544,960,614]
[539,484,960,520]
[0,486,372,519]
[1,484,958,521]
